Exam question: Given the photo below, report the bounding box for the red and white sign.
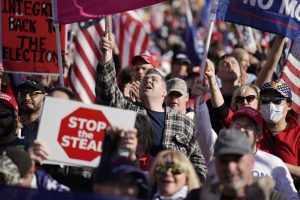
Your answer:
[2,0,66,74]
[37,97,137,167]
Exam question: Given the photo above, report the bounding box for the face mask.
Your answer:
[261,104,283,123]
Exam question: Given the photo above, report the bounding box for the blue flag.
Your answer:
[184,1,204,67]
[216,0,300,39]
[201,0,211,27]
[184,23,204,66]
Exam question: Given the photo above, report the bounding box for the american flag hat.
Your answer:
[260,79,292,100]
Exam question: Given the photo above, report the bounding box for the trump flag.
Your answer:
[216,0,300,39]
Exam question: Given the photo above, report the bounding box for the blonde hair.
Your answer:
[149,150,200,191]
[231,84,260,111]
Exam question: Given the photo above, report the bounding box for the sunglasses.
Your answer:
[0,111,13,119]
[19,91,44,98]
[235,95,256,104]
[155,164,184,175]
[260,96,287,105]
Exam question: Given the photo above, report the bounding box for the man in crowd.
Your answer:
[164,78,194,119]
[192,77,297,198]
[131,53,160,82]
[166,53,191,80]
[124,52,160,102]
[231,47,256,84]
[231,107,298,199]
[0,92,30,150]
[17,79,46,144]
[187,129,288,199]
[96,33,207,181]
[257,80,300,189]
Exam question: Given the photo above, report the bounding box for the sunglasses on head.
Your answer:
[0,111,13,119]
[260,96,287,105]
[155,164,184,175]
[235,95,256,104]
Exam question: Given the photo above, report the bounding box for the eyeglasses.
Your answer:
[19,91,44,98]
[155,164,184,175]
[0,111,13,119]
[235,95,256,104]
[260,96,287,105]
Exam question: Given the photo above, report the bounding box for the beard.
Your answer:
[22,106,37,114]
[21,101,42,115]
[220,173,246,191]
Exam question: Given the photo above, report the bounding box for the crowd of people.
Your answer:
[0,1,299,199]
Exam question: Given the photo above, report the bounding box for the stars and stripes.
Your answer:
[114,11,149,70]
[69,11,149,103]
[70,19,105,104]
[281,38,300,113]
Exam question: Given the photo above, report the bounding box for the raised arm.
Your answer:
[255,35,285,88]
[95,33,140,111]
[192,79,217,166]
[205,59,224,108]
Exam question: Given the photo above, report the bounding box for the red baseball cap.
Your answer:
[132,52,160,68]
[232,107,263,129]
[0,93,18,112]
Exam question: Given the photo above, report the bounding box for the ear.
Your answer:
[185,93,189,102]
[287,102,293,110]
[42,93,47,101]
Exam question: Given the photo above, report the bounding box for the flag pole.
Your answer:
[51,0,65,87]
[199,0,218,81]
[105,16,112,33]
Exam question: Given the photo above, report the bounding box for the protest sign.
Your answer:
[2,0,66,74]
[37,97,137,167]
[216,0,300,39]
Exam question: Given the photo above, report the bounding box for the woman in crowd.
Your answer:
[149,150,200,200]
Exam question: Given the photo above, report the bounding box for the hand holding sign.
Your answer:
[37,97,137,167]
[28,140,50,165]
[106,126,138,161]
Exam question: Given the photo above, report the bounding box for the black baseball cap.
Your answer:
[17,79,46,93]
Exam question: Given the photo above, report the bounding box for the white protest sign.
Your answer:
[37,97,137,167]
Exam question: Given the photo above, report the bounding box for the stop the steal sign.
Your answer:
[37,97,137,167]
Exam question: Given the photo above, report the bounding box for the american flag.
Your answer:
[70,19,105,103]
[281,38,300,113]
[114,11,149,69]
[70,11,149,103]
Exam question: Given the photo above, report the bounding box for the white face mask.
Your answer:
[261,104,283,123]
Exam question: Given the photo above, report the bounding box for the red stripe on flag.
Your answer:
[70,20,103,104]
[82,30,101,60]
[95,23,104,36]
[116,12,149,69]
[69,79,83,102]
[130,25,142,60]
[72,63,96,103]
[281,51,300,113]
[281,73,300,113]
[73,39,96,78]
[281,73,300,98]
[285,60,300,82]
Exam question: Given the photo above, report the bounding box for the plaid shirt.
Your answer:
[96,60,207,181]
